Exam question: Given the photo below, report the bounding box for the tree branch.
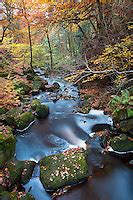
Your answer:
[74,69,133,85]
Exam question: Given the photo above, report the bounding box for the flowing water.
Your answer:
[15,72,133,200]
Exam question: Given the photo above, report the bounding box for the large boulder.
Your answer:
[5,108,23,127]
[32,76,48,94]
[4,159,35,188]
[40,148,88,191]
[31,99,41,111]
[113,108,133,134]
[15,112,35,130]
[120,118,133,135]
[0,134,16,169]
[0,107,8,115]
[35,104,49,119]
[0,191,35,200]
[109,134,133,152]
[13,81,31,95]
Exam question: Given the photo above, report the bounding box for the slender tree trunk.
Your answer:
[96,0,105,37]
[0,27,7,43]
[27,23,33,69]
[67,32,73,57]
[77,23,93,49]
[22,0,33,70]
[46,31,53,71]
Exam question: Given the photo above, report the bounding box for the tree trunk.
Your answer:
[27,23,33,69]
[46,31,53,71]
[96,0,105,37]
[77,23,93,49]
[0,27,7,43]
[22,0,33,70]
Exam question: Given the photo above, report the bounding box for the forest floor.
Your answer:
[79,77,113,114]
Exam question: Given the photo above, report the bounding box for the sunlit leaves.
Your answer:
[0,78,20,109]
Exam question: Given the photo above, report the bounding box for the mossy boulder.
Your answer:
[40,148,88,191]
[13,81,31,95]
[0,134,16,169]
[15,112,35,130]
[35,104,49,119]
[113,109,127,122]
[5,159,35,187]
[0,191,35,200]
[113,108,133,134]
[32,76,48,93]
[109,134,133,152]
[31,99,41,111]
[5,108,23,127]
[0,107,8,115]
[120,118,133,135]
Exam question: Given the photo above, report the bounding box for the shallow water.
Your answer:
[15,74,133,200]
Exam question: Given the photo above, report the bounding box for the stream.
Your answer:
[15,72,133,200]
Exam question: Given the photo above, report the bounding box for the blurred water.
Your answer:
[15,74,132,200]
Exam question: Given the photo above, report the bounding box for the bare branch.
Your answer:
[74,69,133,85]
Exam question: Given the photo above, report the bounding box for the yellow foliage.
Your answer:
[65,36,132,83]
[0,78,20,109]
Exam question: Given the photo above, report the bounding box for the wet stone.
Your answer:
[109,134,133,152]
[4,159,35,188]
[15,112,35,131]
[35,104,49,119]
[40,148,88,191]
[0,191,35,200]
[0,134,16,169]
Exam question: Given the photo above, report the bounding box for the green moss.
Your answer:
[6,159,35,187]
[120,118,133,134]
[36,104,49,119]
[0,191,35,200]
[20,160,35,185]
[5,108,23,127]
[31,99,41,111]
[15,112,35,130]
[0,107,8,115]
[13,81,31,95]
[127,109,133,118]
[110,134,133,152]
[40,148,88,191]
[32,76,42,91]
[0,134,16,169]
